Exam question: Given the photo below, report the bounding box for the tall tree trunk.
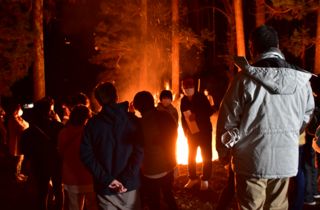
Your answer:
[315,2,320,74]
[140,0,148,90]
[172,0,179,98]
[195,0,200,34]
[222,0,236,82]
[33,0,45,102]
[212,0,216,66]
[255,0,265,27]
[302,16,306,69]
[234,0,245,57]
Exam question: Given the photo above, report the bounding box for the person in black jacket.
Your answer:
[80,82,144,210]
[20,99,65,210]
[180,78,214,190]
[303,76,320,206]
[133,91,178,210]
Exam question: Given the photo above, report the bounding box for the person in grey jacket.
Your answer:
[216,25,314,210]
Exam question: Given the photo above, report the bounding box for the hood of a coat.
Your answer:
[234,49,312,95]
[98,101,129,124]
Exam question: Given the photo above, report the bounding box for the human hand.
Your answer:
[109,179,127,193]
[129,101,135,113]
[189,113,196,122]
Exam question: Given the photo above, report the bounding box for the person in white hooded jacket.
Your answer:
[216,25,314,210]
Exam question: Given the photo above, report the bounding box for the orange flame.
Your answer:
[165,82,170,90]
[153,90,218,165]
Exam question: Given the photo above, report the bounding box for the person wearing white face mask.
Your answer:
[157,90,178,122]
[7,103,29,183]
[180,78,214,190]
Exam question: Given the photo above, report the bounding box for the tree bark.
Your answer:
[255,0,265,27]
[172,0,179,98]
[32,0,45,102]
[315,2,320,74]
[195,0,200,34]
[222,0,236,82]
[234,0,246,57]
[212,0,216,65]
[140,0,148,90]
[302,16,306,69]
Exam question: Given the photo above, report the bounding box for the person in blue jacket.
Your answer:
[80,82,144,210]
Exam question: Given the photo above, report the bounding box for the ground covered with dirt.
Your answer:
[1,155,320,210]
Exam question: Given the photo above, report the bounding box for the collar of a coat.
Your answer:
[233,55,313,95]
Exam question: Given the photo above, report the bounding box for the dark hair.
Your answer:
[34,100,51,119]
[311,75,320,95]
[70,92,89,109]
[94,82,117,107]
[249,25,279,54]
[6,103,21,116]
[133,91,154,114]
[70,105,91,126]
[160,90,173,101]
[42,96,54,106]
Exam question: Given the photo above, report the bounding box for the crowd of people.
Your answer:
[0,25,320,210]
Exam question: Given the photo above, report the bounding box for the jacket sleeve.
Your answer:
[0,121,7,142]
[80,124,115,188]
[195,94,214,119]
[301,83,315,134]
[20,129,34,158]
[57,129,66,158]
[180,101,189,136]
[13,118,29,133]
[173,108,179,124]
[117,123,144,186]
[216,73,247,158]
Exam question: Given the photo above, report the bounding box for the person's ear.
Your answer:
[115,94,119,103]
[96,99,101,107]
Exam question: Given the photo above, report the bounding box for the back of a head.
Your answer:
[134,91,154,114]
[249,25,279,54]
[160,90,173,101]
[42,96,54,106]
[311,75,320,96]
[70,105,91,126]
[34,100,51,119]
[94,82,117,107]
[70,92,89,109]
[6,102,20,116]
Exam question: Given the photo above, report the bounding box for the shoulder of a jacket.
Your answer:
[233,71,251,83]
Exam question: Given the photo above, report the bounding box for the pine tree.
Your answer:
[255,0,265,27]
[0,0,34,98]
[90,0,213,96]
[268,0,318,70]
[33,0,45,102]
[234,0,246,57]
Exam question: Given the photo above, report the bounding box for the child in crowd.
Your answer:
[157,90,179,123]
[58,105,97,210]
